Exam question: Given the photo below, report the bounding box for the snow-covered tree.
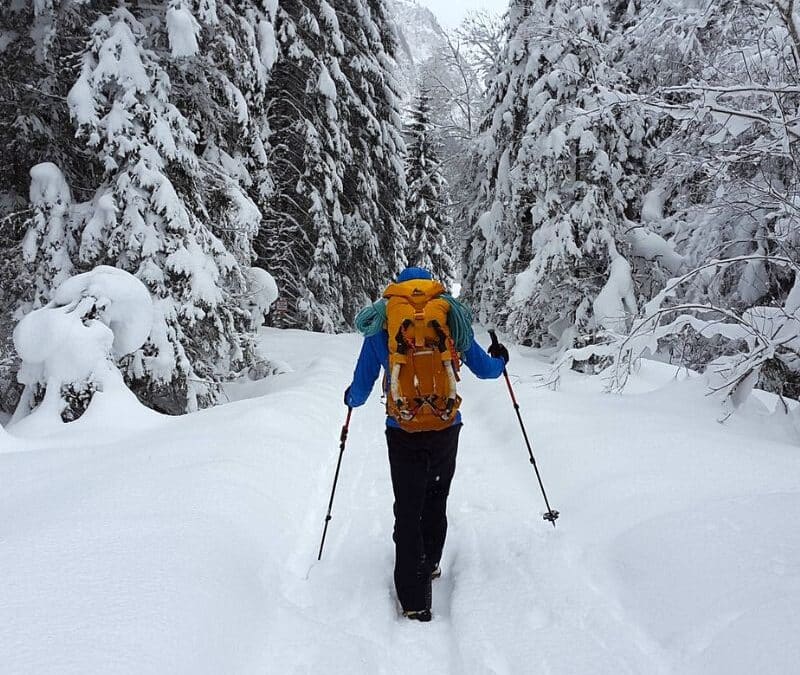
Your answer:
[12,266,154,425]
[255,0,407,330]
[334,0,409,318]
[3,2,278,414]
[404,92,455,283]
[614,0,800,402]
[463,0,652,350]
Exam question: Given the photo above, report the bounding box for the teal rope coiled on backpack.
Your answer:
[354,300,388,337]
[354,294,474,353]
[441,294,474,352]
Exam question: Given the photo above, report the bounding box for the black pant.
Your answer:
[386,423,461,612]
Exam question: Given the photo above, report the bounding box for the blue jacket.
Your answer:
[345,332,505,427]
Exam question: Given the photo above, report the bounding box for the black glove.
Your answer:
[344,386,352,407]
[488,341,509,364]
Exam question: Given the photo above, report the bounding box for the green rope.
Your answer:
[354,294,474,352]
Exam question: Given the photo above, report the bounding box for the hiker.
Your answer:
[344,267,509,622]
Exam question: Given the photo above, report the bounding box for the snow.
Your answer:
[641,187,665,223]
[246,267,278,327]
[166,5,201,58]
[257,19,277,70]
[1,328,798,673]
[593,253,637,332]
[10,267,154,430]
[28,161,71,208]
[625,222,684,274]
[52,266,153,357]
[317,63,337,100]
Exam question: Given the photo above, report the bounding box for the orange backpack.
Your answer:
[383,278,461,432]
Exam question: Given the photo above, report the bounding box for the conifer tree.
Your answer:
[333,0,409,319]
[404,92,455,284]
[2,1,276,414]
[255,0,347,331]
[463,0,650,347]
[255,0,407,329]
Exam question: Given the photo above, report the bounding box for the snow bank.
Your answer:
[0,423,17,452]
[10,266,154,432]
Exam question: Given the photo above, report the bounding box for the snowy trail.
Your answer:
[2,328,799,674]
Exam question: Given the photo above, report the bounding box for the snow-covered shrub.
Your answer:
[11,266,154,425]
[9,2,275,413]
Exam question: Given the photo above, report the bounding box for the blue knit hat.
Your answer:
[396,266,432,282]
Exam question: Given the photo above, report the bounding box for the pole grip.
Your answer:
[340,407,352,444]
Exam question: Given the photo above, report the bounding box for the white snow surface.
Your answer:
[1,328,798,674]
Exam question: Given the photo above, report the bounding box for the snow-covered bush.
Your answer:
[11,266,154,425]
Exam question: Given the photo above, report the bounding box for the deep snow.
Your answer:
[1,328,798,674]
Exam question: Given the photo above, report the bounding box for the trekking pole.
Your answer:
[317,407,353,560]
[489,330,560,527]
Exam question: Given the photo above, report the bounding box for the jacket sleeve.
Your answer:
[346,336,382,407]
[462,337,505,380]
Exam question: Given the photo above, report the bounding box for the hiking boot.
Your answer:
[431,564,441,580]
[403,609,432,622]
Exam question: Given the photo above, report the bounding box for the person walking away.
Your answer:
[344,267,509,622]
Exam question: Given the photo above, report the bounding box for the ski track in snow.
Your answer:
[2,328,799,674]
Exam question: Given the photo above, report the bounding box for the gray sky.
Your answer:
[419,0,509,29]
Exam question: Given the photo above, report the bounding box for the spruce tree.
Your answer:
[333,0,409,319]
[463,0,649,347]
[255,0,408,329]
[255,0,348,331]
[3,1,276,414]
[404,92,455,284]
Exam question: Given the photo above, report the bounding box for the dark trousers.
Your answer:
[386,423,461,612]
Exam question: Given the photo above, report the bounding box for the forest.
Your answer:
[1,0,798,428]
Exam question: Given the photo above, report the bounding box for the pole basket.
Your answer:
[543,510,560,524]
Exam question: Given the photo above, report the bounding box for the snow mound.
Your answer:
[52,265,153,357]
[11,266,154,430]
